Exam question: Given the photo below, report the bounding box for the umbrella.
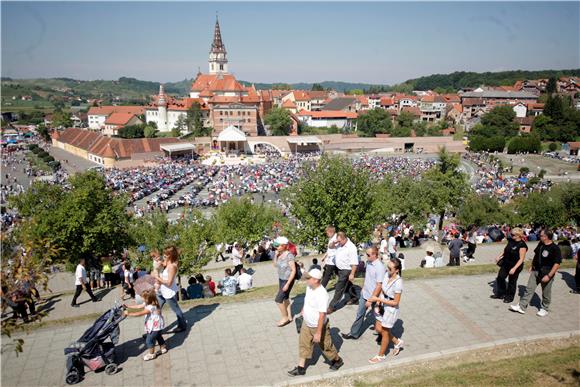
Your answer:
[134,274,156,296]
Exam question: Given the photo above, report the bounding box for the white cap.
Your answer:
[304,268,323,280]
[273,236,289,246]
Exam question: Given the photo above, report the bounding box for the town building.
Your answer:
[87,106,145,131]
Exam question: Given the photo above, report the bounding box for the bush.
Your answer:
[539,169,546,179]
[548,142,558,152]
[507,136,541,154]
[28,144,39,151]
[520,167,530,175]
[469,135,505,152]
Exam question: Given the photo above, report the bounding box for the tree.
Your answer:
[143,125,158,138]
[423,148,469,231]
[128,210,174,255]
[506,135,541,154]
[173,209,217,273]
[374,176,432,227]
[456,194,512,226]
[396,111,415,129]
[51,109,72,128]
[546,77,557,94]
[264,107,292,136]
[285,155,378,250]
[173,115,186,137]
[36,124,51,141]
[117,124,145,139]
[470,105,519,138]
[514,190,568,228]
[10,171,131,266]
[185,102,207,136]
[356,108,392,137]
[311,83,324,91]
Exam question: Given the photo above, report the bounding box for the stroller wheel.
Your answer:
[65,370,80,385]
[104,363,118,375]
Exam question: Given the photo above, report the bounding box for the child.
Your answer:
[151,250,162,294]
[421,249,435,268]
[124,289,167,361]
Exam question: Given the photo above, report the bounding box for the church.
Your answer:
[145,17,273,136]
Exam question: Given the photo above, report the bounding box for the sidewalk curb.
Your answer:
[274,330,580,386]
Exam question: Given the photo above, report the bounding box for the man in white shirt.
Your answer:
[328,232,358,313]
[321,226,338,288]
[387,231,397,259]
[237,268,253,291]
[231,243,244,276]
[288,269,343,377]
[71,258,98,307]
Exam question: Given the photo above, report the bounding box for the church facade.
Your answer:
[146,17,272,137]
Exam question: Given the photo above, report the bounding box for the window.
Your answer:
[220,64,224,70]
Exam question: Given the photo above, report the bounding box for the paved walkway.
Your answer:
[2,270,578,387]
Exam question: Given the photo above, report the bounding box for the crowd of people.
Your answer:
[352,155,437,181]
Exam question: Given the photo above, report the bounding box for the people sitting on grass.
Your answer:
[238,268,253,291]
[187,276,204,299]
[218,268,237,296]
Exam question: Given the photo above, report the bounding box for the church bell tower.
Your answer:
[209,16,228,74]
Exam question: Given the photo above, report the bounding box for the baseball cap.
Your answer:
[304,268,323,280]
[272,236,289,247]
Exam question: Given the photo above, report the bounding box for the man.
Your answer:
[328,232,358,313]
[238,268,253,291]
[321,226,338,288]
[510,229,562,317]
[341,246,385,340]
[231,243,244,276]
[447,232,463,266]
[288,269,343,376]
[71,258,98,307]
[387,231,397,259]
[218,268,238,296]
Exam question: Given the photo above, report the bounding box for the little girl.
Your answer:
[124,289,167,361]
[151,250,162,294]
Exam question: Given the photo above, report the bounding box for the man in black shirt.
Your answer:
[510,229,561,317]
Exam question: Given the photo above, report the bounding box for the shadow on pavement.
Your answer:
[560,271,577,292]
[165,303,219,350]
[307,326,344,369]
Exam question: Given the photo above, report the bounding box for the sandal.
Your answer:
[143,353,157,361]
[277,319,292,328]
[393,339,404,356]
[368,355,386,364]
[157,346,168,355]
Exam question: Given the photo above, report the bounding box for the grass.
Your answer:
[26,151,52,173]
[353,342,580,387]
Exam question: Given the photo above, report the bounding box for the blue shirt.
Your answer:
[187,284,204,299]
[362,258,385,300]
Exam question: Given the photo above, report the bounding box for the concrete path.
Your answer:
[2,269,578,387]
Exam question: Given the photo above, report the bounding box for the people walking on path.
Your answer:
[124,289,167,361]
[152,246,187,332]
[341,246,385,340]
[321,226,338,288]
[273,236,297,327]
[287,268,343,377]
[71,258,98,307]
[491,227,527,303]
[368,257,404,363]
[327,232,358,314]
[510,229,562,317]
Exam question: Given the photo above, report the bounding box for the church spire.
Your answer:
[208,15,228,74]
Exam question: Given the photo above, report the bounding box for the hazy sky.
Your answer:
[2,1,579,84]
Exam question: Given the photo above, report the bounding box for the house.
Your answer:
[322,97,359,112]
[515,117,534,133]
[446,104,464,124]
[368,95,381,110]
[103,113,144,136]
[395,94,418,111]
[297,110,357,130]
[419,95,447,122]
[380,97,396,111]
[88,106,145,131]
[281,99,298,114]
[513,102,528,118]
[527,103,544,116]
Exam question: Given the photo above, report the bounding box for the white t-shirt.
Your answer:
[232,247,242,266]
[325,234,338,266]
[379,239,388,254]
[334,239,358,270]
[387,236,397,254]
[159,267,178,299]
[424,255,435,268]
[75,264,86,286]
[303,285,329,328]
[238,272,253,290]
[124,269,134,284]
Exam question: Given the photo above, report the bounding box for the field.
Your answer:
[498,154,578,176]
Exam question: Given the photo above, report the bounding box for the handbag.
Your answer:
[295,316,303,334]
[496,257,504,267]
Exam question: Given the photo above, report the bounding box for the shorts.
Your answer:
[377,306,400,329]
[104,273,113,282]
[275,278,295,303]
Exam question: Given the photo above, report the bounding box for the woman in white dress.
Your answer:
[368,257,405,363]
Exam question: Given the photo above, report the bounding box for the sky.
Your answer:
[1,1,579,85]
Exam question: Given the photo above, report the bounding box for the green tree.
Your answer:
[264,107,293,136]
[456,194,511,226]
[470,105,519,138]
[174,209,217,273]
[506,135,541,154]
[36,124,51,141]
[143,125,158,138]
[311,83,324,91]
[374,176,432,227]
[51,109,72,128]
[356,108,392,137]
[515,190,568,228]
[185,102,207,136]
[117,124,145,139]
[546,77,557,94]
[128,210,174,255]
[285,155,378,250]
[396,111,415,129]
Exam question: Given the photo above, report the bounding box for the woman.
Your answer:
[153,246,187,333]
[491,227,527,303]
[368,257,404,364]
[273,236,296,327]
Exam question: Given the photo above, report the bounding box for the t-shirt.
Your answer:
[532,242,562,271]
[124,269,134,284]
[387,237,397,254]
[187,284,204,299]
[232,247,243,266]
[424,255,435,268]
[448,238,463,257]
[159,267,178,299]
[379,239,388,255]
[362,259,385,300]
[144,305,164,333]
[74,264,86,286]
[503,239,528,265]
[238,272,253,290]
[221,276,237,296]
[303,285,329,328]
[325,234,338,266]
[276,251,295,280]
[334,239,358,270]
[468,231,477,244]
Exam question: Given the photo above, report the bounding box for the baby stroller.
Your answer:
[64,304,126,384]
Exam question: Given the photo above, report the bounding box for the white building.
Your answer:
[297,110,357,130]
[87,106,145,131]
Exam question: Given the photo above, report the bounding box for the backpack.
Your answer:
[288,242,298,257]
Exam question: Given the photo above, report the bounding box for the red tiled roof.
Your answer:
[527,103,544,109]
[282,99,297,108]
[191,73,245,92]
[104,112,139,126]
[462,97,485,106]
[380,97,395,105]
[88,106,145,116]
[401,106,421,117]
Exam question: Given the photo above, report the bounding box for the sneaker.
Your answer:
[287,366,305,377]
[536,309,548,317]
[143,353,156,361]
[329,357,344,371]
[509,304,525,314]
[368,355,387,364]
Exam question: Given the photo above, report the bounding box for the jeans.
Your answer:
[71,284,96,306]
[495,263,522,301]
[348,294,370,338]
[321,264,337,288]
[519,270,554,311]
[157,294,187,330]
[145,330,166,349]
[329,269,355,310]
